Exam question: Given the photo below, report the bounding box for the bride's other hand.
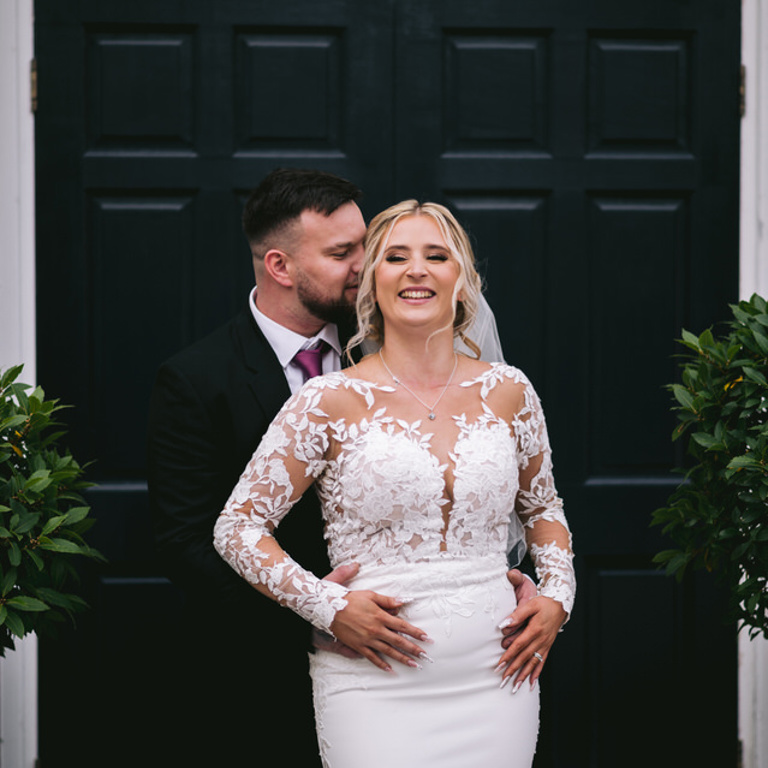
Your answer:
[312,562,362,658]
[495,596,566,692]
[330,590,432,672]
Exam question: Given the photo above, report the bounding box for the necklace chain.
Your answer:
[378,350,458,420]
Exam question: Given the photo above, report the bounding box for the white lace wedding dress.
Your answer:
[214,363,575,768]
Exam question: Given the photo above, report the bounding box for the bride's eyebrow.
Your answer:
[384,243,449,252]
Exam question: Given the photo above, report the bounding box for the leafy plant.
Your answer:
[0,364,104,654]
[652,294,768,639]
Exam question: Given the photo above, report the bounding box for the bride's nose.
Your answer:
[406,255,428,278]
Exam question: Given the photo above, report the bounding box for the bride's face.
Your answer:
[373,215,461,334]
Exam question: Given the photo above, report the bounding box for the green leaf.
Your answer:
[0,364,24,390]
[23,470,52,494]
[63,506,91,526]
[3,609,26,638]
[672,384,695,410]
[27,549,44,571]
[34,588,75,609]
[652,549,679,564]
[0,414,29,431]
[13,512,40,535]
[692,432,723,450]
[38,537,86,555]
[681,329,700,349]
[1,569,17,596]
[8,542,21,567]
[665,552,691,579]
[727,454,761,470]
[41,515,69,536]
[732,306,751,325]
[698,328,715,348]
[754,331,768,356]
[6,596,49,612]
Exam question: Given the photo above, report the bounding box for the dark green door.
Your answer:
[35,1,740,766]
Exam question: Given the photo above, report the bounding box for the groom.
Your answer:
[147,168,535,766]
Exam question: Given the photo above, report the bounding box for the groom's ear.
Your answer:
[263,248,294,288]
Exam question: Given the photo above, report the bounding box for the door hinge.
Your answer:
[30,58,37,113]
[740,63,746,118]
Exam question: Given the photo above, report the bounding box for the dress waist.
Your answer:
[345,554,507,597]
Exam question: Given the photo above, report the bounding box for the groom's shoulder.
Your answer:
[159,309,261,385]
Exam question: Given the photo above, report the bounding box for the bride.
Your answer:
[214,200,575,767]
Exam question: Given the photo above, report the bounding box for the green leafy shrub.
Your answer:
[0,364,104,654]
[652,294,768,639]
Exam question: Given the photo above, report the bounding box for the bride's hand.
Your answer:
[329,590,432,672]
[495,596,566,692]
[312,563,361,659]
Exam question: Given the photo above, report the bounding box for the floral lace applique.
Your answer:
[213,364,575,633]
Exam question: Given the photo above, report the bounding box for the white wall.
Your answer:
[739,2,768,767]
[0,0,38,766]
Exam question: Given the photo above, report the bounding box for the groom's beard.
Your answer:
[297,274,358,327]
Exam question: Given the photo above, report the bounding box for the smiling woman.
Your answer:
[374,215,460,336]
[351,200,484,359]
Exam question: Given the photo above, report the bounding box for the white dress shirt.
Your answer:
[249,288,342,395]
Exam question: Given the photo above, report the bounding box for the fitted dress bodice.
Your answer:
[214,363,574,636]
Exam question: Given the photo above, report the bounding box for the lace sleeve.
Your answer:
[512,377,575,617]
[213,381,349,635]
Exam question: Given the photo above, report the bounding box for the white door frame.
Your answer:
[739,2,768,768]
[0,2,765,766]
[0,1,38,767]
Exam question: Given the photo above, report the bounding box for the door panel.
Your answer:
[35,1,740,766]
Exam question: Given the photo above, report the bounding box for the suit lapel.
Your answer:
[233,309,293,419]
[233,306,362,413]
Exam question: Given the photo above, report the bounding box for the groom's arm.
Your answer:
[147,361,256,602]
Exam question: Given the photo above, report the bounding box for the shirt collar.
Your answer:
[249,288,341,368]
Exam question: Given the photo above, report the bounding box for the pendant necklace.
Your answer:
[378,349,458,420]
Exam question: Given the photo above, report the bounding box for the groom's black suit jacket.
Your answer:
[147,306,337,766]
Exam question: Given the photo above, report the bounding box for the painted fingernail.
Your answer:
[494,662,507,675]
[498,618,514,630]
[499,675,511,689]
[420,634,434,644]
[513,680,523,694]
[419,652,435,663]
[407,659,423,670]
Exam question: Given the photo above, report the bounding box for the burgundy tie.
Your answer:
[293,343,326,382]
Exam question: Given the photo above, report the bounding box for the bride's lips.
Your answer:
[398,288,435,300]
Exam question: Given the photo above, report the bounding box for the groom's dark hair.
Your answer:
[243,168,362,256]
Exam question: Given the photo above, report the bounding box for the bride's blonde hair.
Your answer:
[347,200,483,359]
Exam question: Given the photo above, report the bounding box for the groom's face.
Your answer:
[292,202,366,325]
